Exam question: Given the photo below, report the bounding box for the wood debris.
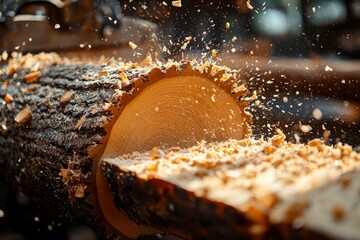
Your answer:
[225,22,230,30]
[119,71,129,85]
[129,41,138,50]
[60,90,75,106]
[212,49,218,58]
[75,116,86,130]
[4,93,13,103]
[25,71,41,83]
[1,51,8,61]
[75,184,86,198]
[139,55,152,67]
[98,70,108,77]
[325,65,333,72]
[181,42,188,50]
[246,1,254,10]
[172,0,182,7]
[15,107,32,125]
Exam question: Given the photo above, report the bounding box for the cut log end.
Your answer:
[93,61,252,238]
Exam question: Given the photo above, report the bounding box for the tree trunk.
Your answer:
[0,53,251,239]
[0,61,119,236]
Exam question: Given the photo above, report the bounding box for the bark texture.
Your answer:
[0,63,120,235]
[0,54,251,239]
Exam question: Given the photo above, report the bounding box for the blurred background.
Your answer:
[0,0,360,239]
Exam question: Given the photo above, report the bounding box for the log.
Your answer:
[103,135,360,240]
[0,52,251,239]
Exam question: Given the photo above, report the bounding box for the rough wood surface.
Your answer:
[0,61,119,235]
[0,53,252,239]
[103,137,360,240]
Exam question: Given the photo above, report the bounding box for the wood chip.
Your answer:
[225,22,230,30]
[15,107,32,126]
[4,93,13,103]
[129,41,138,50]
[1,51,8,61]
[25,71,41,83]
[1,80,9,89]
[98,70,108,77]
[276,128,286,139]
[172,0,182,7]
[180,42,188,50]
[300,125,312,133]
[75,116,86,130]
[246,1,254,10]
[325,65,333,72]
[212,49,218,58]
[139,55,152,67]
[119,71,129,85]
[149,147,164,160]
[146,161,159,171]
[75,185,86,198]
[59,168,70,179]
[60,90,75,106]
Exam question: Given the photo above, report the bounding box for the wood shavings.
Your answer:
[129,41,138,50]
[300,125,312,133]
[75,184,86,198]
[15,107,32,126]
[149,147,164,160]
[211,49,218,58]
[246,1,254,10]
[139,55,152,67]
[25,71,41,83]
[6,52,63,75]
[275,128,286,139]
[172,0,182,7]
[312,108,323,120]
[1,51,8,61]
[119,71,129,85]
[181,42,188,50]
[225,22,230,30]
[98,70,108,77]
[4,93,13,103]
[75,116,86,130]
[60,90,75,106]
[325,65,333,72]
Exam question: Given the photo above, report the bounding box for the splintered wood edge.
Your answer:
[85,59,254,238]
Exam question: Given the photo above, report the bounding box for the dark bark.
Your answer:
[0,63,121,236]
